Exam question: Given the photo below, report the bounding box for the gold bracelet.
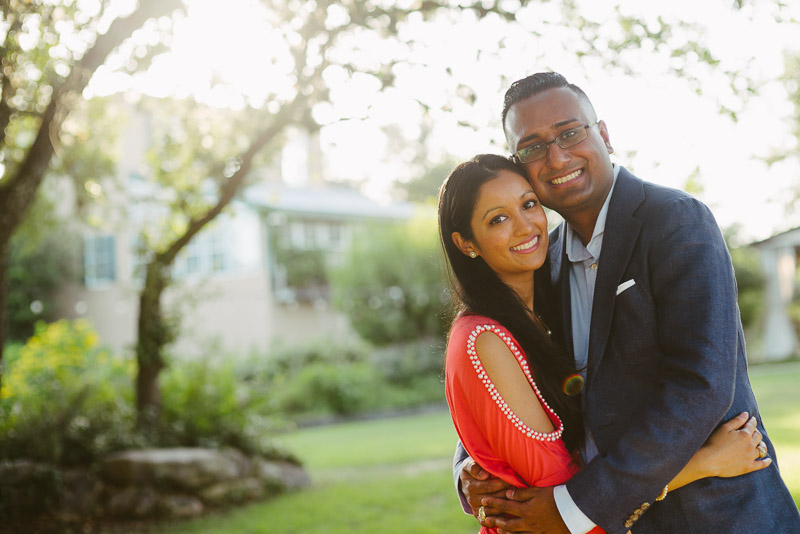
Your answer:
[655,484,669,502]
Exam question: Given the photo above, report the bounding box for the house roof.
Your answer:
[751,226,800,249]
[243,182,415,221]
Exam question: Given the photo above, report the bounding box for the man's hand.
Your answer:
[481,486,570,534]
[459,459,513,523]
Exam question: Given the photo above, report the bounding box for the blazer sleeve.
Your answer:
[566,195,741,533]
[452,440,474,514]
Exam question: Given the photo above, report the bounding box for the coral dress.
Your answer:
[445,314,604,534]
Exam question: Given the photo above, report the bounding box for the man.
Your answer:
[454,72,800,533]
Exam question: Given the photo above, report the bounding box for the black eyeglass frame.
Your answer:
[511,120,601,164]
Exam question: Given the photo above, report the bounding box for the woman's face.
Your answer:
[454,169,549,288]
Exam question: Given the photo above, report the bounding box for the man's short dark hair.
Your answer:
[501,72,594,130]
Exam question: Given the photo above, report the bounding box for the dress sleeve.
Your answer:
[446,319,577,489]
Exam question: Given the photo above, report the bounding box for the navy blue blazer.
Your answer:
[553,168,800,533]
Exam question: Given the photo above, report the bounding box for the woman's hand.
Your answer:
[695,412,771,478]
[669,412,770,493]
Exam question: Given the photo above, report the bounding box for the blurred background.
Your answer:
[0,0,799,532]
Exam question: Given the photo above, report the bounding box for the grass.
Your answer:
[155,363,800,533]
[156,411,477,534]
[749,362,800,505]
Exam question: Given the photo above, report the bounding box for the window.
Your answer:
[172,227,232,279]
[84,235,116,287]
[271,218,354,301]
[183,238,202,275]
[209,232,226,272]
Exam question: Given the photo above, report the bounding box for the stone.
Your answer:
[102,448,245,490]
[221,447,252,476]
[254,459,311,492]
[199,477,264,506]
[107,485,159,518]
[0,460,60,518]
[60,468,104,515]
[159,494,205,518]
[0,459,54,486]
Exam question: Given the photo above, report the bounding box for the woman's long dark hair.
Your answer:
[438,154,583,451]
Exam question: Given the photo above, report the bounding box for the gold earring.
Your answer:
[469,251,477,258]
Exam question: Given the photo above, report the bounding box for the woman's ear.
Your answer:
[452,232,477,258]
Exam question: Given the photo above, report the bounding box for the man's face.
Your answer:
[504,87,615,222]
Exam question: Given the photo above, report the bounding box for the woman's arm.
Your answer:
[667,412,770,492]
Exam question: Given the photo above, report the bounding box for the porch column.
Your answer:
[759,246,798,360]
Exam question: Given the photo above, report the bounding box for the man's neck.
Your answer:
[562,168,617,245]
[564,212,600,247]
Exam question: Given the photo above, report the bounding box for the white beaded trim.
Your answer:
[466,324,564,442]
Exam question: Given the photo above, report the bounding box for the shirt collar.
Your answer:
[565,164,620,262]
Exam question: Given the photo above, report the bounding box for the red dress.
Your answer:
[445,314,604,534]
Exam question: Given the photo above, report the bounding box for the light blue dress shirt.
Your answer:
[553,164,620,534]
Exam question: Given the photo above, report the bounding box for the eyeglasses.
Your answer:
[512,121,600,164]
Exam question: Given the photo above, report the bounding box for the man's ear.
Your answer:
[598,120,613,153]
[452,231,477,258]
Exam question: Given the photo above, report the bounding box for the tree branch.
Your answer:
[157,98,303,267]
[0,10,24,148]
[0,0,185,244]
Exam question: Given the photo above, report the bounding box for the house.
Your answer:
[56,101,415,357]
[752,226,800,361]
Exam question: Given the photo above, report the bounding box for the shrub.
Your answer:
[261,337,372,378]
[0,320,138,465]
[258,337,446,419]
[729,244,766,331]
[372,338,445,386]
[1,319,447,464]
[0,320,294,464]
[273,362,382,417]
[6,197,81,343]
[329,213,449,345]
[158,355,289,458]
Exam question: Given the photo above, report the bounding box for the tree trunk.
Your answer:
[0,0,186,398]
[0,241,8,391]
[135,261,171,428]
[131,101,301,425]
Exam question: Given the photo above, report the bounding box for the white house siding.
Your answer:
[754,227,800,361]
[58,243,358,358]
[52,101,406,358]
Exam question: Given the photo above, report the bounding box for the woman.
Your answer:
[438,155,771,533]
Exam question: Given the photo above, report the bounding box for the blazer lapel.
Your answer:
[587,168,644,383]
[548,223,574,359]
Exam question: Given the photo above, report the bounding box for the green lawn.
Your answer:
[155,410,477,534]
[749,362,800,505]
[155,363,800,533]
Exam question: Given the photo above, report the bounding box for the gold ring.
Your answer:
[478,505,486,522]
[758,442,768,459]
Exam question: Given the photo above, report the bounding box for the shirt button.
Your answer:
[590,263,598,270]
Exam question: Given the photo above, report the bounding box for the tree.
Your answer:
[3,0,782,408]
[0,0,184,392]
[127,95,296,424]
[6,196,81,342]
[774,51,800,221]
[120,0,794,421]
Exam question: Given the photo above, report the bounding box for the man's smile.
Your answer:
[549,168,583,186]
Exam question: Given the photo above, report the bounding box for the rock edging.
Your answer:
[0,447,310,524]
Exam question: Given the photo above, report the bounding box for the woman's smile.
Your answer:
[511,235,540,253]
